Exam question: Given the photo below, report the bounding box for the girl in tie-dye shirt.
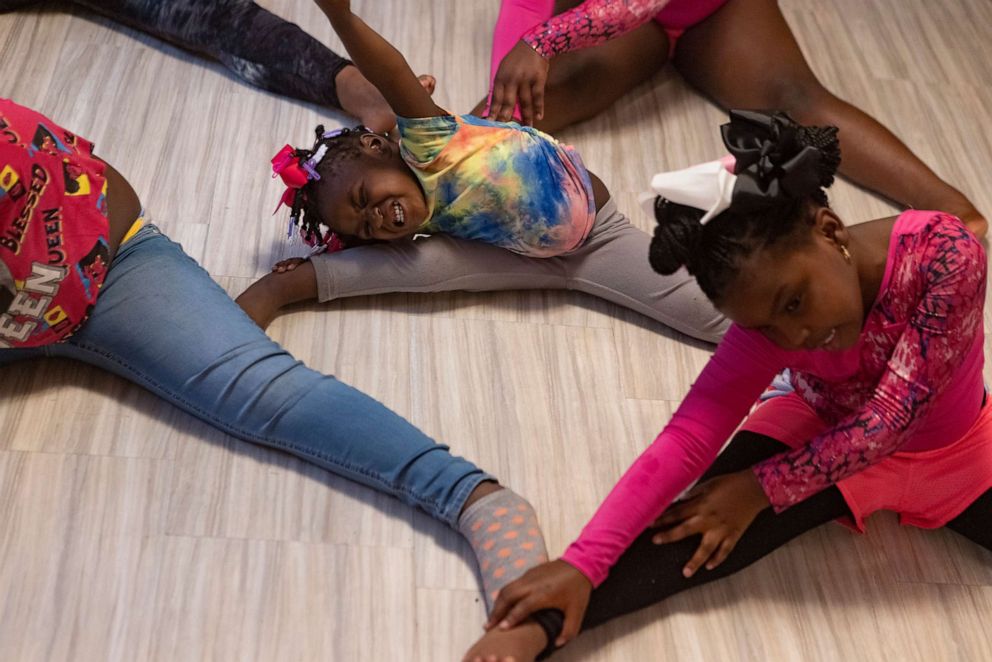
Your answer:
[238,1,728,343]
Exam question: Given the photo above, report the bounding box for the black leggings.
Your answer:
[542,430,992,656]
[0,0,352,108]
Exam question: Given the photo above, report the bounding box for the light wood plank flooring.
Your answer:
[1,0,990,659]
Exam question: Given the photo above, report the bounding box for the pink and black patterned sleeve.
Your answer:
[754,217,987,511]
[521,0,670,59]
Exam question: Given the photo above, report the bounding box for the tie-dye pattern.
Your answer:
[397,114,596,257]
[559,211,987,587]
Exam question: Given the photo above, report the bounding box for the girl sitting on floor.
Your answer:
[235,0,728,344]
[462,110,992,661]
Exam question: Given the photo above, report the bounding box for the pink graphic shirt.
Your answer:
[561,211,987,586]
[0,99,110,348]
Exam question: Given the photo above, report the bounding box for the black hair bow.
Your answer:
[720,110,824,210]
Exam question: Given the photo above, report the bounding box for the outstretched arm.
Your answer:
[314,0,444,118]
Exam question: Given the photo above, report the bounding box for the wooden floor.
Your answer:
[2,0,991,660]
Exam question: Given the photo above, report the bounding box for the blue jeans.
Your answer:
[0,224,489,525]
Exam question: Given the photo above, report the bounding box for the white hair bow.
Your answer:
[638,155,737,225]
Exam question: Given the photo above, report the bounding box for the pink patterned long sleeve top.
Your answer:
[522,0,670,58]
[561,211,987,586]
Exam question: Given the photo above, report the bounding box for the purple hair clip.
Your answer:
[300,127,362,181]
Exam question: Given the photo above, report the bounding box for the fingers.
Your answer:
[273,258,305,273]
[557,607,583,647]
[531,79,545,123]
[706,536,738,571]
[498,595,541,630]
[485,582,520,630]
[652,501,691,528]
[517,84,534,126]
[493,81,519,123]
[487,81,506,120]
[683,531,722,578]
[652,517,700,545]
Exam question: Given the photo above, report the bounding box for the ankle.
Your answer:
[463,480,502,511]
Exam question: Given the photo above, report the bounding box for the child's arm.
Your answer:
[482,326,780,640]
[489,0,669,122]
[315,0,444,119]
[236,233,573,329]
[235,260,318,330]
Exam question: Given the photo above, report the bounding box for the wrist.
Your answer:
[520,35,553,60]
[322,6,353,27]
[742,468,771,514]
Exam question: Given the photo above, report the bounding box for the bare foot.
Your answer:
[461,620,547,662]
[334,65,437,133]
[418,74,437,96]
[961,211,988,239]
[334,65,395,132]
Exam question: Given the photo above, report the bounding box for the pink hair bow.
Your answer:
[271,144,309,211]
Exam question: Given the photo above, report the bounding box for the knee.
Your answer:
[761,74,833,123]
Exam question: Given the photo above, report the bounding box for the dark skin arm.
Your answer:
[485,469,770,645]
[314,0,444,119]
[235,259,318,330]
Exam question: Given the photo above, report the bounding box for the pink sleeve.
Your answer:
[490,0,555,88]
[754,217,987,511]
[521,0,671,59]
[560,325,782,586]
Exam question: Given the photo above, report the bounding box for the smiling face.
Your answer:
[311,133,428,242]
[718,208,865,351]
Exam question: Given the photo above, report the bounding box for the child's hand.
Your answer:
[272,257,308,273]
[488,40,550,126]
[651,469,771,577]
[485,559,592,647]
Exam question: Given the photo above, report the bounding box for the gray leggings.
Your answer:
[311,199,729,343]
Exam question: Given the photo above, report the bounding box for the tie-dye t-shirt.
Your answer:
[396,114,596,257]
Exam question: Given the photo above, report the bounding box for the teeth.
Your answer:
[392,200,405,226]
[821,328,836,347]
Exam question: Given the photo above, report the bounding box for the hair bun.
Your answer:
[796,124,840,188]
[649,197,705,275]
[721,110,840,205]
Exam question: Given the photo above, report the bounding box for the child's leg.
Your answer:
[562,200,729,343]
[944,488,992,552]
[51,224,548,608]
[674,0,986,235]
[239,218,728,342]
[464,431,848,660]
[237,233,574,329]
[70,0,395,131]
[581,432,848,630]
[0,0,38,9]
[530,21,670,134]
